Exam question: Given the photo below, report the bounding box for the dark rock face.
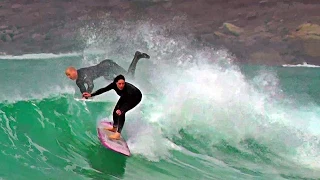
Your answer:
[0,0,319,65]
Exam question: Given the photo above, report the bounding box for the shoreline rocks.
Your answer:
[0,0,319,66]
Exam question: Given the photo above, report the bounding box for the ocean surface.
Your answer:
[1,21,320,179]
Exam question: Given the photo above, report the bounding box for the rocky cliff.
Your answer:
[0,0,319,65]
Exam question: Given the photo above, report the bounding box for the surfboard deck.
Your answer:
[97,119,131,156]
[74,98,95,102]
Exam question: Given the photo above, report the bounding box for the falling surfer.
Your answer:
[65,51,150,99]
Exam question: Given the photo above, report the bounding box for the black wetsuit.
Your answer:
[76,51,148,94]
[76,60,127,93]
[91,82,142,133]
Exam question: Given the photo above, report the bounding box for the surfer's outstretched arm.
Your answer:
[89,82,115,97]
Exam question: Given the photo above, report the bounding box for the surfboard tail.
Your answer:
[97,119,131,156]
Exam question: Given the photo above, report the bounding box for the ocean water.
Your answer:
[1,20,320,180]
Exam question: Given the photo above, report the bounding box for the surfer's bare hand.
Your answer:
[82,92,91,98]
[116,110,122,115]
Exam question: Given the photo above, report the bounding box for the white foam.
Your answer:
[143,52,320,170]
[282,62,320,68]
[0,52,81,60]
[126,125,174,162]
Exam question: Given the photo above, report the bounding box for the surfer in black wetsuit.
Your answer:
[65,51,149,96]
[83,74,142,140]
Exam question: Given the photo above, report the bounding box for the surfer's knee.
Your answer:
[118,112,126,117]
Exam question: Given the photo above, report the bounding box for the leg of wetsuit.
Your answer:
[98,59,127,79]
[127,51,150,78]
[116,96,142,133]
[116,112,126,134]
[112,108,119,129]
[112,97,125,129]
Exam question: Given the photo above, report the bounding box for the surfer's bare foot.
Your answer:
[109,132,121,140]
[105,127,117,132]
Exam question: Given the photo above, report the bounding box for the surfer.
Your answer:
[65,51,149,96]
[82,75,142,140]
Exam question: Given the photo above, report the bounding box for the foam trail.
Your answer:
[0,53,81,60]
[282,62,320,68]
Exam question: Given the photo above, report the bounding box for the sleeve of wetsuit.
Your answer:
[91,83,114,97]
[76,80,87,94]
[86,80,94,93]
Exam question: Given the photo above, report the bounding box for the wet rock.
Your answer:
[11,4,22,12]
[0,25,8,30]
[259,0,276,7]
[1,34,12,42]
[77,15,90,21]
[31,33,45,41]
[4,29,13,34]
[11,26,19,35]
[289,23,320,57]
[222,23,244,37]
[291,23,320,40]
[246,12,257,20]
[0,0,319,65]
[12,33,25,41]
[214,31,228,39]
[259,0,268,6]
[249,49,284,65]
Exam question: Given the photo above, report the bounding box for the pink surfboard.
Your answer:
[97,119,131,156]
